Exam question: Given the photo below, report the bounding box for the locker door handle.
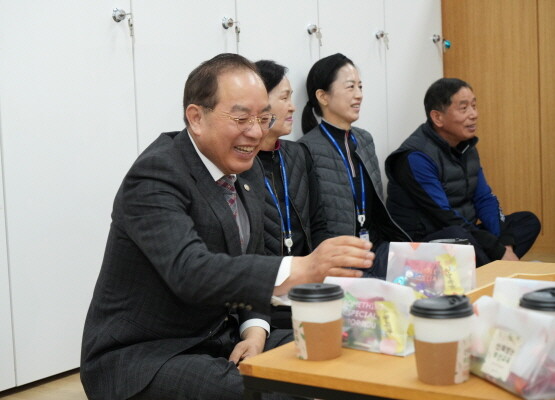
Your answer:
[112,8,129,23]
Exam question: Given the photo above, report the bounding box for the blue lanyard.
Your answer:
[320,124,366,227]
[264,150,293,254]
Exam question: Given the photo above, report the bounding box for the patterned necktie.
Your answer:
[216,175,244,249]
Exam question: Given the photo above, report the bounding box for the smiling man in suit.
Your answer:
[80,53,374,400]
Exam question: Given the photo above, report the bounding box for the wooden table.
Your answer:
[473,260,555,287]
[469,260,555,302]
[240,261,555,400]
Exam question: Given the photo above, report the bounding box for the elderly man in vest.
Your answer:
[385,78,540,266]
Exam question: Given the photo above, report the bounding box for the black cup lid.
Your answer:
[288,283,344,302]
[410,295,473,319]
[519,287,555,311]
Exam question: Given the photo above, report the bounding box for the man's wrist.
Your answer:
[274,256,300,296]
[239,319,269,339]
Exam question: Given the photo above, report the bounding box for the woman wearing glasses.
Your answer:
[255,60,328,258]
[299,53,411,279]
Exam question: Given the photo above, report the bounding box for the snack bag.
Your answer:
[386,242,476,298]
[325,277,416,356]
[471,296,555,399]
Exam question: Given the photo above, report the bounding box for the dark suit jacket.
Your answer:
[80,130,282,400]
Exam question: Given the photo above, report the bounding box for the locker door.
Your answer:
[131,0,237,151]
[318,0,389,177]
[384,0,443,151]
[237,0,320,141]
[0,0,138,385]
[0,145,15,389]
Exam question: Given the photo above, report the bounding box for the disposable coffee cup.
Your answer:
[520,287,555,317]
[288,283,344,361]
[410,295,474,385]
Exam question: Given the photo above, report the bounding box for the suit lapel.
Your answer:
[236,175,261,254]
[176,131,243,256]
[237,160,266,254]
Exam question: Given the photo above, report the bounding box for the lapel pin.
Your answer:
[243,184,250,191]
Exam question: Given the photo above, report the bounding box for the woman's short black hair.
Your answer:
[254,60,288,93]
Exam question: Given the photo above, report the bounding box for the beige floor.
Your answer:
[0,371,85,400]
[1,251,554,400]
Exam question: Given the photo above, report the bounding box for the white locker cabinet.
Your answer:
[0,149,15,390]
[319,0,443,183]
[384,0,443,152]
[318,0,389,179]
[236,0,320,142]
[132,1,238,151]
[0,0,138,386]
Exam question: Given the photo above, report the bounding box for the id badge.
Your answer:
[359,228,370,242]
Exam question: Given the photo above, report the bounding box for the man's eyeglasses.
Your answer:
[202,107,276,133]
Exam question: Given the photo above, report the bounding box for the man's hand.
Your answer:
[228,326,266,367]
[274,236,374,296]
[501,245,519,261]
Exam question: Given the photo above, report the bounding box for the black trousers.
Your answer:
[270,306,293,330]
[423,211,541,267]
[130,325,295,400]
